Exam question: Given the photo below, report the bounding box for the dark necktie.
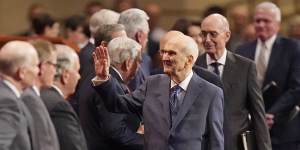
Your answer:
[211,62,221,76]
[169,85,182,127]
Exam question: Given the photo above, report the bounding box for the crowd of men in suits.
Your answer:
[1,1,300,150]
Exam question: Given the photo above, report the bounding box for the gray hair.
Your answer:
[118,8,150,39]
[89,9,120,37]
[256,2,281,22]
[0,41,37,76]
[107,36,141,66]
[54,44,79,80]
[183,35,199,64]
[94,24,125,46]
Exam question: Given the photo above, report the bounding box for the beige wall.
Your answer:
[0,0,297,35]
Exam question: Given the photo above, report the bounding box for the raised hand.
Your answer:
[93,46,110,80]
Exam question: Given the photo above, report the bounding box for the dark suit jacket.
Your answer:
[193,65,223,89]
[94,73,224,150]
[69,42,95,113]
[128,53,152,91]
[0,80,32,150]
[79,68,143,150]
[195,52,271,150]
[21,87,59,150]
[41,87,88,150]
[236,36,300,144]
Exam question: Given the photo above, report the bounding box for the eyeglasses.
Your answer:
[200,31,223,39]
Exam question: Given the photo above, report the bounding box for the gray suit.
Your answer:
[21,87,60,150]
[40,87,88,150]
[94,73,224,150]
[0,80,32,150]
[195,52,271,150]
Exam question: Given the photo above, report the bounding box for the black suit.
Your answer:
[237,36,300,148]
[196,52,271,150]
[69,42,95,114]
[79,68,143,150]
[41,87,88,150]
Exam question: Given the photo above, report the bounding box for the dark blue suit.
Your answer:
[236,36,300,148]
[94,73,224,150]
[79,68,143,150]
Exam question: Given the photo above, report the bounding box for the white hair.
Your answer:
[107,36,141,66]
[118,8,150,39]
[0,41,37,76]
[183,36,199,63]
[89,9,120,36]
[256,2,281,22]
[54,44,79,80]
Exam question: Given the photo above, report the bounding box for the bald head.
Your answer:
[0,41,38,76]
[161,31,199,63]
[202,13,230,32]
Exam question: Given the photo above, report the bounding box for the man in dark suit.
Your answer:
[69,9,120,113]
[21,39,59,150]
[118,8,152,91]
[41,44,87,150]
[236,2,300,150]
[92,32,224,150]
[0,41,40,150]
[79,26,143,150]
[195,14,271,150]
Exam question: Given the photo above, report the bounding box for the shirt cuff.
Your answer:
[91,75,110,86]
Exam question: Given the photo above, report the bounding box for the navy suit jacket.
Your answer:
[94,73,224,150]
[236,36,300,143]
[79,68,143,150]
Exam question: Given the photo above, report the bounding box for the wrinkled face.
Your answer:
[188,25,202,50]
[22,54,40,88]
[40,51,57,88]
[66,59,80,96]
[160,42,188,76]
[201,18,230,55]
[254,9,280,41]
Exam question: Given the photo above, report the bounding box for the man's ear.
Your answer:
[38,62,46,76]
[16,67,25,81]
[61,69,69,85]
[135,31,143,44]
[121,59,130,72]
[187,55,194,65]
[225,31,231,42]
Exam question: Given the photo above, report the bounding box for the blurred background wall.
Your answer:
[0,0,298,35]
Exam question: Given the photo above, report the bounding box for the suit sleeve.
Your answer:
[51,101,88,150]
[247,62,272,150]
[207,88,224,150]
[94,94,143,150]
[0,98,28,150]
[93,76,146,115]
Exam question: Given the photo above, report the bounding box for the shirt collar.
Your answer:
[111,66,124,81]
[206,49,227,65]
[258,34,277,50]
[170,71,193,91]
[3,80,21,98]
[32,86,40,96]
[52,85,64,98]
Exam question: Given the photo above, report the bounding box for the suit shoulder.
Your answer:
[231,52,255,65]
[146,74,168,82]
[194,73,222,94]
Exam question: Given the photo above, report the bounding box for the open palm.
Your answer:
[93,46,110,79]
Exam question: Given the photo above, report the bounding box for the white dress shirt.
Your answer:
[255,34,277,66]
[206,49,227,77]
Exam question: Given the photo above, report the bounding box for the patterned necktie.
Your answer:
[169,85,182,127]
[211,62,221,76]
[256,43,268,88]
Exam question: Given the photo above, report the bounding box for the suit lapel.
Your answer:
[263,37,282,86]
[172,74,202,130]
[222,52,238,94]
[248,41,257,60]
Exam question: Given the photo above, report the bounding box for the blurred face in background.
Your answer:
[254,8,280,41]
[39,51,57,88]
